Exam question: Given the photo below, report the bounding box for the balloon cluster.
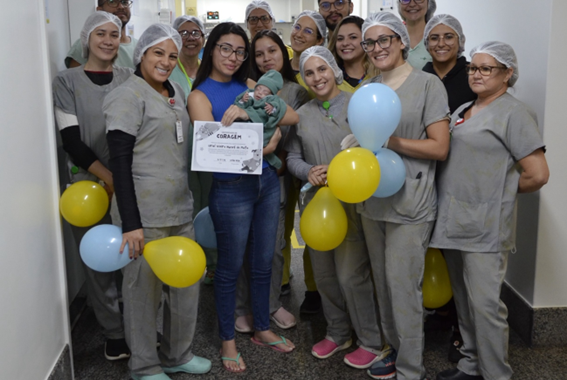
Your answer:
[60,181,205,288]
[300,83,406,251]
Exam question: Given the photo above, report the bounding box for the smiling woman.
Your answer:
[52,10,133,362]
[103,23,212,379]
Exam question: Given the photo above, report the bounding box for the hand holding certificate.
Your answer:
[191,121,264,175]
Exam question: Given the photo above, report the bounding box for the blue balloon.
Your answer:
[348,83,402,152]
[79,224,132,272]
[194,207,217,249]
[373,148,406,198]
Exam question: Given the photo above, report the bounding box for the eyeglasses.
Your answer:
[293,24,315,36]
[216,44,248,61]
[103,0,133,8]
[399,0,425,5]
[248,15,272,25]
[179,30,203,40]
[319,0,349,12]
[465,65,507,76]
[427,33,457,46]
[361,35,399,52]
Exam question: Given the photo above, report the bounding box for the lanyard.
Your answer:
[177,58,194,89]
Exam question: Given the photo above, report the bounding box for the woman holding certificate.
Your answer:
[188,22,299,373]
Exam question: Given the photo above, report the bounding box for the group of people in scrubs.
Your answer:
[52,0,550,380]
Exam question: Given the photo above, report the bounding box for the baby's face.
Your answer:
[254,84,272,100]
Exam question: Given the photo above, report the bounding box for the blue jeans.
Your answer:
[209,167,280,341]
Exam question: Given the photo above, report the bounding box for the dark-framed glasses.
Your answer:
[104,0,133,8]
[427,33,457,46]
[361,34,399,52]
[399,0,425,5]
[465,65,507,76]
[179,30,203,40]
[319,0,349,12]
[248,15,272,25]
[216,44,248,61]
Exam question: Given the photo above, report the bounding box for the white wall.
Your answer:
[0,0,72,379]
[533,0,567,308]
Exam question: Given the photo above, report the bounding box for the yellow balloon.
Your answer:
[144,236,206,288]
[327,147,381,203]
[423,248,453,309]
[300,187,348,251]
[60,181,109,227]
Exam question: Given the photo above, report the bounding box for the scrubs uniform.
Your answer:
[286,91,383,352]
[103,74,199,376]
[52,66,132,340]
[358,69,449,380]
[430,94,545,380]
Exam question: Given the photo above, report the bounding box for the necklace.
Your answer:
[322,101,332,119]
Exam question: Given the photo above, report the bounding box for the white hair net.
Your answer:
[397,0,437,23]
[470,41,519,87]
[424,14,466,56]
[133,23,182,66]
[362,12,409,59]
[80,11,122,59]
[172,15,205,35]
[245,0,275,24]
[294,10,327,41]
[300,46,343,85]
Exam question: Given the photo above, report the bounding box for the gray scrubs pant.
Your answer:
[70,211,124,340]
[123,222,200,376]
[310,205,382,350]
[444,250,513,380]
[361,217,434,380]
[235,176,287,316]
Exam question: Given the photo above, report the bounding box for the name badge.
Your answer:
[176,120,184,143]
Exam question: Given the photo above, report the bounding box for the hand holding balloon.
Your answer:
[308,165,328,186]
[121,228,145,259]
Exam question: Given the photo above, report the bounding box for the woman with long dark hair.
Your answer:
[188,22,298,373]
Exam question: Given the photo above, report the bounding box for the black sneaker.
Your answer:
[367,349,396,379]
[104,338,130,361]
[448,332,464,363]
[281,283,291,296]
[299,291,322,314]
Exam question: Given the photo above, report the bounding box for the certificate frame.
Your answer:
[191,121,264,175]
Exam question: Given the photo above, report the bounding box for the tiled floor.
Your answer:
[71,225,567,380]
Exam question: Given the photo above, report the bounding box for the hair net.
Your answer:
[362,12,409,58]
[245,1,275,24]
[300,46,343,85]
[424,14,466,56]
[397,0,437,23]
[295,10,327,41]
[133,23,182,66]
[80,11,122,59]
[172,15,205,35]
[470,41,519,87]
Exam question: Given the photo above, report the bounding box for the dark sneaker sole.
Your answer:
[367,369,396,379]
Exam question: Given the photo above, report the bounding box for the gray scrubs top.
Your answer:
[103,74,193,228]
[65,37,138,69]
[285,91,362,241]
[52,66,133,182]
[285,91,353,184]
[430,93,545,253]
[277,80,310,153]
[357,69,449,224]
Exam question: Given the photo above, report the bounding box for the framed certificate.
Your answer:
[191,121,264,175]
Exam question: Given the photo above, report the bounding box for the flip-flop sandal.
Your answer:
[250,335,294,353]
[220,350,245,373]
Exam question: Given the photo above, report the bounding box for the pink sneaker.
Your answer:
[311,337,352,359]
[344,347,386,369]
